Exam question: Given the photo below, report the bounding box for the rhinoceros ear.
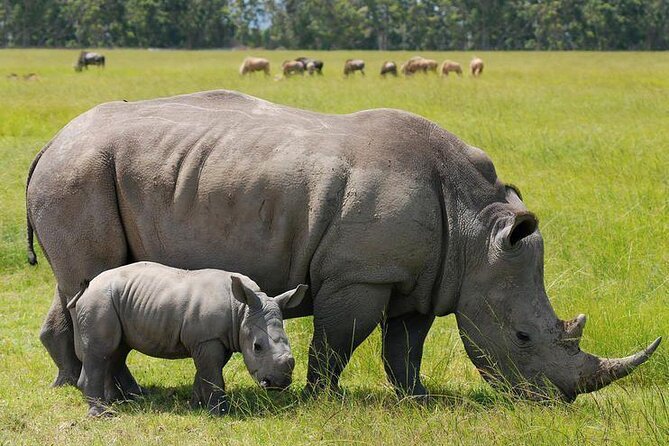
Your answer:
[230,275,262,310]
[274,284,308,310]
[500,212,538,248]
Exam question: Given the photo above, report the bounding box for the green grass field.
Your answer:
[0,49,667,445]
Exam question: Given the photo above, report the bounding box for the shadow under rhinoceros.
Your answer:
[109,384,305,418]
[106,382,535,418]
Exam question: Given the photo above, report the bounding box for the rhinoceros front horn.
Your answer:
[577,337,662,394]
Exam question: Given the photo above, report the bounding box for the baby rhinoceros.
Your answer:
[67,261,307,417]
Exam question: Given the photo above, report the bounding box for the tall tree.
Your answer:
[1,0,668,50]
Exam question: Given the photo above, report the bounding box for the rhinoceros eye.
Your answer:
[253,342,262,352]
[516,331,531,343]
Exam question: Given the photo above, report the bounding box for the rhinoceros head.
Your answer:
[450,152,660,401]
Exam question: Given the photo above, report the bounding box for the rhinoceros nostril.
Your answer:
[260,379,271,389]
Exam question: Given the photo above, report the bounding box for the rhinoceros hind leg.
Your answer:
[40,287,81,387]
[306,282,391,395]
[80,355,112,416]
[31,162,128,388]
[106,345,143,401]
[382,312,435,397]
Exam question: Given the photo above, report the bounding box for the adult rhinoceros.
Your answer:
[26,90,660,400]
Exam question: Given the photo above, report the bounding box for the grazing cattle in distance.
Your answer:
[399,57,418,75]
[401,56,438,75]
[440,60,463,77]
[470,57,484,77]
[344,59,365,76]
[239,57,270,76]
[380,61,398,77]
[282,60,305,77]
[295,57,324,75]
[75,51,105,72]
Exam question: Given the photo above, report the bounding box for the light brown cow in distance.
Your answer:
[240,57,270,75]
[470,57,484,77]
[440,60,463,77]
[282,60,305,77]
[401,56,438,75]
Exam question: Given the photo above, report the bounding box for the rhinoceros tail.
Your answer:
[27,217,37,265]
[66,280,90,309]
[26,143,49,265]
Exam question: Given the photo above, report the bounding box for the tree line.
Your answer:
[1,0,668,51]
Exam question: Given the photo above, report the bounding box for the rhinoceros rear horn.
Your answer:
[564,314,587,341]
[578,337,662,394]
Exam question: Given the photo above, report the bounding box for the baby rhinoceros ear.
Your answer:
[230,275,263,310]
[273,284,309,310]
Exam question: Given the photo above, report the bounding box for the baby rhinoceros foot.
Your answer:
[107,382,146,403]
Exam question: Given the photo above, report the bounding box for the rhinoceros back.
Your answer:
[28,90,450,311]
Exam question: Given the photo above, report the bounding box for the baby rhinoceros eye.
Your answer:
[253,342,263,352]
[516,331,531,343]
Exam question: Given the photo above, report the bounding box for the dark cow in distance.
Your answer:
[344,59,365,76]
[75,51,105,72]
[295,57,324,75]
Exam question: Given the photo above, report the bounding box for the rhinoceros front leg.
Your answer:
[382,312,435,396]
[39,286,81,387]
[190,340,232,416]
[306,282,391,394]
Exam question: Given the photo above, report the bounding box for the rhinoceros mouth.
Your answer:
[478,367,575,402]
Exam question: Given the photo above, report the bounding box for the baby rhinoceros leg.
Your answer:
[105,344,143,402]
[79,354,115,417]
[190,340,232,416]
[75,293,123,417]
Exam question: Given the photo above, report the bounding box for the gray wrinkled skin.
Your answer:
[67,261,306,416]
[26,90,660,401]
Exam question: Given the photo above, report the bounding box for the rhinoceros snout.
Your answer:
[259,376,292,390]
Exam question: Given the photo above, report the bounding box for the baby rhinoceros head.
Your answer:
[231,276,307,390]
